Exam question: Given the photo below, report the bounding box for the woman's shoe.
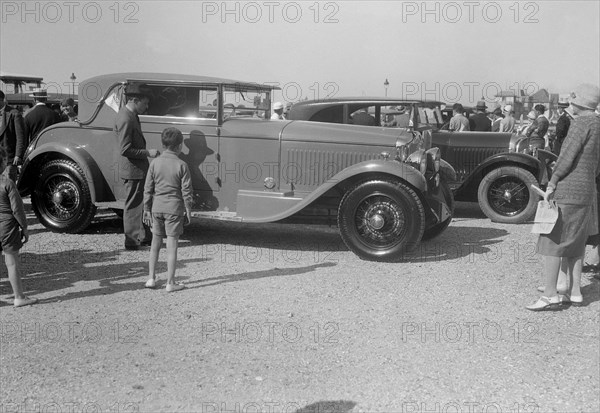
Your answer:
[559,294,583,306]
[14,297,38,308]
[526,295,561,311]
[166,283,185,292]
[145,278,157,289]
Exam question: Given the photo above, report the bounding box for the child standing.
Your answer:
[0,147,37,307]
[142,127,193,292]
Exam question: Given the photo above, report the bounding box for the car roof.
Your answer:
[83,72,280,91]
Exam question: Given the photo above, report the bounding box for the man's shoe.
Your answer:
[125,244,140,251]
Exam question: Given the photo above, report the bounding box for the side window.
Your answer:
[145,85,218,118]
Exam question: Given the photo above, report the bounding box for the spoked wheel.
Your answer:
[338,179,425,261]
[31,160,96,233]
[478,166,538,223]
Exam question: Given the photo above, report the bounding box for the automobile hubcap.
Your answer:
[488,177,529,216]
[355,195,406,248]
[43,177,80,221]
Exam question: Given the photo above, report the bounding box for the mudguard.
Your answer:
[454,152,544,202]
[237,159,428,222]
[18,143,106,203]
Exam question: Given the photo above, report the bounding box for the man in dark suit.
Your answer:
[23,89,61,144]
[531,104,550,148]
[552,101,571,155]
[115,83,159,250]
[468,101,492,132]
[0,91,26,182]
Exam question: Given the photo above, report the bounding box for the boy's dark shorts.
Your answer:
[0,219,23,254]
[151,213,184,237]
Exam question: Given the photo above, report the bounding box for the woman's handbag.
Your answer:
[531,200,559,234]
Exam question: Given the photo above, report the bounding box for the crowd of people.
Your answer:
[1,82,599,310]
[446,99,583,156]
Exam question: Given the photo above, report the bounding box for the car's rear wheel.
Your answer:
[32,159,96,233]
[338,179,425,261]
[422,180,454,240]
[478,166,539,224]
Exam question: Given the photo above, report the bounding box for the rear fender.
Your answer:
[454,152,544,201]
[18,144,107,203]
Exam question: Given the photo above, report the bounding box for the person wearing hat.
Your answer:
[468,100,492,132]
[271,102,286,120]
[60,97,78,122]
[499,105,516,133]
[552,101,571,155]
[528,83,600,311]
[0,90,26,182]
[528,104,549,149]
[490,106,504,132]
[23,88,61,144]
[518,110,538,136]
[115,82,159,250]
[448,103,470,132]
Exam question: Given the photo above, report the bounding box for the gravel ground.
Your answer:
[1,200,599,413]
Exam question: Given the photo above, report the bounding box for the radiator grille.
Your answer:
[452,147,504,181]
[286,149,378,186]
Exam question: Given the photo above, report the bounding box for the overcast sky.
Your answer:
[1,0,599,105]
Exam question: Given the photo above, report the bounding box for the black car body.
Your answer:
[289,98,557,223]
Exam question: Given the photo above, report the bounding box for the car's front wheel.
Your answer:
[477,166,539,223]
[32,159,96,233]
[338,179,425,261]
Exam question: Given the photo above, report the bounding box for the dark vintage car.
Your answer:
[18,73,455,261]
[288,98,557,224]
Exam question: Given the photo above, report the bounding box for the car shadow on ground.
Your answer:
[294,400,357,413]
[404,226,508,263]
[0,248,208,304]
[181,262,337,290]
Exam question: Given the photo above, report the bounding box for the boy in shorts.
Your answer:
[142,127,193,292]
[0,147,37,307]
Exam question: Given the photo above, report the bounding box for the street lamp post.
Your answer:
[70,73,76,95]
[384,78,389,97]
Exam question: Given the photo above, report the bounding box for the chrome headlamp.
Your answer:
[396,139,410,162]
[426,147,441,173]
[407,149,427,175]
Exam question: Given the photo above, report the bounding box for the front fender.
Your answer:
[18,143,106,203]
[454,152,544,201]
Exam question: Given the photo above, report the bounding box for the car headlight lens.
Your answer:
[426,147,441,172]
[407,149,427,175]
[396,140,410,162]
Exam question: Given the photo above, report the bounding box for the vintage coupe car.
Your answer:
[288,98,557,224]
[17,73,455,261]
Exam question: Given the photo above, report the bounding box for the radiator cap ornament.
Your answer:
[264,177,276,189]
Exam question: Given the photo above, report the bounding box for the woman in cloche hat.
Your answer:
[528,84,600,310]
